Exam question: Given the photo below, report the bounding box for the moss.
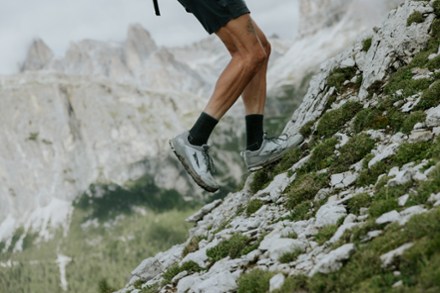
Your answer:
[249,170,272,194]
[412,163,440,205]
[327,67,357,92]
[237,269,274,293]
[362,37,372,52]
[273,147,303,175]
[246,199,264,216]
[27,132,39,141]
[356,160,388,187]
[182,236,205,257]
[353,108,388,133]
[288,200,314,221]
[346,193,372,215]
[407,11,425,26]
[394,141,432,166]
[315,101,363,138]
[401,111,427,134]
[206,234,251,261]
[315,224,339,245]
[286,172,329,209]
[300,137,338,174]
[162,261,202,284]
[331,133,376,173]
[300,120,315,138]
[434,0,440,16]
[416,80,440,110]
[272,274,309,293]
[279,248,303,263]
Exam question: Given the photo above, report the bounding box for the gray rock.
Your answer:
[426,105,440,127]
[376,210,401,225]
[269,273,286,292]
[186,199,223,223]
[315,202,347,227]
[310,243,355,275]
[380,243,414,268]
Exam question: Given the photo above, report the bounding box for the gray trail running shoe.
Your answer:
[241,133,304,172]
[169,131,219,193]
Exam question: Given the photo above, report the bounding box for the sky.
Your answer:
[0,0,298,75]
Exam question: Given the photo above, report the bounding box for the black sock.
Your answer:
[188,112,218,146]
[246,114,264,151]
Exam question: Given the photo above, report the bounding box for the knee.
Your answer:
[242,46,267,74]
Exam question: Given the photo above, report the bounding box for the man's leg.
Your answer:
[240,20,271,151]
[170,13,268,192]
[188,13,268,146]
[203,14,268,120]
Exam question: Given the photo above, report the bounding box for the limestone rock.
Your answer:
[310,243,355,275]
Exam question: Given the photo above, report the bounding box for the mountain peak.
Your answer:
[21,38,54,72]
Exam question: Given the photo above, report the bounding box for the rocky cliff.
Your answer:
[119,1,440,292]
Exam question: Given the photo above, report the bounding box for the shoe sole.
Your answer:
[169,140,219,193]
[247,150,286,172]
[247,136,304,172]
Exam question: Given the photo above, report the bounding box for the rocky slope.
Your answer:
[118,1,440,292]
[268,0,404,97]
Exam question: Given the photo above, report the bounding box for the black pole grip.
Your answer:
[153,0,161,16]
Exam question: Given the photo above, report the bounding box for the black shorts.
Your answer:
[177,0,250,34]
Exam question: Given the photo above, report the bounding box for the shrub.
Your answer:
[315,225,339,245]
[279,248,303,263]
[237,269,273,293]
[407,11,425,26]
[332,133,376,173]
[315,101,363,138]
[206,234,251,261]
[362,37,372,52]
[327,67,357,92]
[162,261,202,284]
[246,199,264,216]
[401,111,426,134]
[286,172,329,208]
[416,80,440,110]
[346,193,372,215]
[300,137,338,173]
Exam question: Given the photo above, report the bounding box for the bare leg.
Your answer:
[241,20,271,115]
[203,14,268,120]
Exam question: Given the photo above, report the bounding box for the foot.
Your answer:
[169,131,219,192]
[241,133,304,172]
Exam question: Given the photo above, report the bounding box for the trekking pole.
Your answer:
[153,0,161,16]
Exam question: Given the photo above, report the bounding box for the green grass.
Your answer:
[0,207,197,293]
[206,234,251,261]
[362,37,373,52]
[346,193,372,215]
[237,269,274,293]
[327,67,357,92]
[271,207,440,292]
[299,137,338,174]
[331,133,376,173]
[285,172,329,209]
[162,261,202,284]
[246,199,264,216]
[279,247,303,263]
[315,101,363,138]
[315,225,339,245]
[407,11,425,26]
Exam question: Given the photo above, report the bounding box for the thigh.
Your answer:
[215,14,264,55]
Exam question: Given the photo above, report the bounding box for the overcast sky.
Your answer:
[0,0,298,75]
